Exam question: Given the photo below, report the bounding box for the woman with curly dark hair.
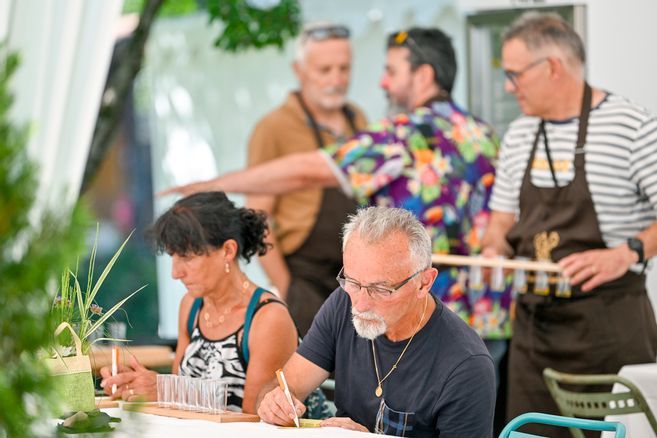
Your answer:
[100,192,298,414]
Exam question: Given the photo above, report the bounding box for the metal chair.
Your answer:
[499,412,626,438]
[543,367,657,438]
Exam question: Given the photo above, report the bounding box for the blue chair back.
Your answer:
[499,412,626,438]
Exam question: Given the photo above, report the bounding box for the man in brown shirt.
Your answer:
[165,23,367,335]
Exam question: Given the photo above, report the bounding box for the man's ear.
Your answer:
[415,64,436,88]
[417,267,438,297]
[292,61,303,81]
[547,56,565,80]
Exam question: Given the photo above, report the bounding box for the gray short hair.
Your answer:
[294,21,349,64]
[342,207,432,269]
[503,11,585,65]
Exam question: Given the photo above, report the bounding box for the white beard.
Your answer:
[316,87,347,110]
[351,308,387,340]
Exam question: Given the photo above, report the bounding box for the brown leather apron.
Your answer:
[505,84,657,436]
[284,93,358,336]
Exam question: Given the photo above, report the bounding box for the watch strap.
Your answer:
[627,237,645,264]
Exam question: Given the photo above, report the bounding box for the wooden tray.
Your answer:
[124,404,260,423]
[95,397,119,409]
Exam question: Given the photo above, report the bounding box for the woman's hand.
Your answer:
[99,354,157,401]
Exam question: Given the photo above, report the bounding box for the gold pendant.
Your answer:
[375,385,382,397]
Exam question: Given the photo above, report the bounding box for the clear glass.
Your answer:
[188,377,201,411]
[468,264,484,290]
[177,376,192,410]
[512,257,529,297]
[157,374,166,407]
[534,271,550,295]
[188,378,203,412]
[170,375,180,409]
[207,379,228,414]
[490,257,506,292]
[556,276,572,298]
[157,374,177,408]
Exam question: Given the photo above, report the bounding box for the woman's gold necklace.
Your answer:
[371,295,428,398]
[204,279,250,327]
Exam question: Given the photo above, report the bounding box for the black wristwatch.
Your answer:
[627,237,645,264]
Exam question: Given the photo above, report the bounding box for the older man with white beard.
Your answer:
[256,207,495,437]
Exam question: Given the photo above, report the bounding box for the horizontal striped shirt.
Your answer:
[491,93,657,254]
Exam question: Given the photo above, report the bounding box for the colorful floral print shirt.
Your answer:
[322,100,511,339]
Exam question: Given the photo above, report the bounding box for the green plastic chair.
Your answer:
[543,367,657,438]
[499,412,626,437]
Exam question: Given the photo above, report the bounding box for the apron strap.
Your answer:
[574,82,592,170]
[294,91,358,148]
[537,81,593,184]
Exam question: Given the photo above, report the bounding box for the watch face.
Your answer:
[628,238,645,263]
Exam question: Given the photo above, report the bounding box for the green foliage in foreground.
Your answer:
[0,50,89,437]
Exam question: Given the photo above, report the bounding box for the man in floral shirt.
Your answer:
[163,28,508,347]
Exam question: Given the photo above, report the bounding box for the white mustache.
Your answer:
[352,308,384,322]
[322,86,347,96]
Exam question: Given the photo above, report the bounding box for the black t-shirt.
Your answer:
[298,288,495,437]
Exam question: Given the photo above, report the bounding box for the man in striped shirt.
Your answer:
[481,11,657,435]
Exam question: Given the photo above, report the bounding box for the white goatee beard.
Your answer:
[351,308,387,340]
[317,87,347,111]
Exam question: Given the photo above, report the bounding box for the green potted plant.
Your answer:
[47,227,145,414]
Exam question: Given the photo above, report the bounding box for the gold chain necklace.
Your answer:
[204,280,250,327]
[371,295,428,398]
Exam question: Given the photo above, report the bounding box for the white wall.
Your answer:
[586,0,657,114]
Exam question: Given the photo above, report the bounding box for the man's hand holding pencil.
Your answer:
[257,369,306,426]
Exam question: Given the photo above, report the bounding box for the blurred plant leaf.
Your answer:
[207,0,301,52]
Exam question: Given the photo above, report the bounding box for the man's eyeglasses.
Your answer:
[392,30,429,63]
[302,25,350,41]
[336,267,425,300]
[503,57,548,87]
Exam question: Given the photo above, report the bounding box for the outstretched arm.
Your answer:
[159,151,339,197]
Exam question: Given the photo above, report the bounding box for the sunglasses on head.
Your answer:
[392,30,429,62]
[303,25,350,41]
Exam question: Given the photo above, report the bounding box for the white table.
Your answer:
[602,363,657,438]
[73,408,383,438]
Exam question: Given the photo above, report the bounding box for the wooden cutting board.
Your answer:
[124,404,260,423]
[95,397,120,408]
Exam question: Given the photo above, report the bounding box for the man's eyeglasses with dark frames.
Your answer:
[303,25,350,41]
[336,266,425,300]
[503,57,548,88]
